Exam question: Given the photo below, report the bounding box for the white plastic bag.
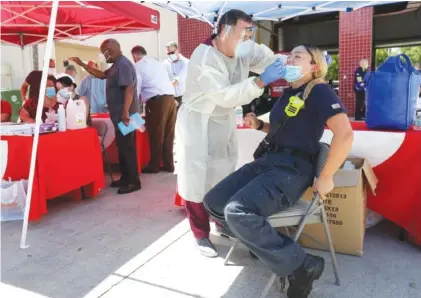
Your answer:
[366,209,384,228]
[1,179,27,222]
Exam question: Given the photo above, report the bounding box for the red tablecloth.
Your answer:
[91,113,150,171]
[174,121,421,242]
[1,128,105,220]
[351,122,421,243]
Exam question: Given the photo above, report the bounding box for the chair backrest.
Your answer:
[315,143,330,178]
[90,120,108,148]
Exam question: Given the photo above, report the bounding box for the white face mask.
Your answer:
[168,54,178,62]
[58,87,72,100]
[48,68,56,75]
[235,39,254,58]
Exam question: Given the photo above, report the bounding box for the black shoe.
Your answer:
[142,167,160,174]
[287,254,325,298]
[196,238,218,258]
[110,179,127,188]
[117,182,141,194]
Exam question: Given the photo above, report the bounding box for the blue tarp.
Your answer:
[153,1,402,26]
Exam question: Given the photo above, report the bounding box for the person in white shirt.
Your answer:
[131,45,177,174]
[163,41,189,109]
[56,65,77,83]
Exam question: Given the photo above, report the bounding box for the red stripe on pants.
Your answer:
[185,201,210,239]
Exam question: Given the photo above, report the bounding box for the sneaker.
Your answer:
[196,238,218,258]
[287,254,325,298]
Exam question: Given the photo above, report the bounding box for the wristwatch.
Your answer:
[256,119,264,130]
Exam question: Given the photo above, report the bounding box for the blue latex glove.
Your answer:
[260,59,285,85]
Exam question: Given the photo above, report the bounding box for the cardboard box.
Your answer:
[298,158,378,256]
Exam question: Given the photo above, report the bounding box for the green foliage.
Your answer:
[376,46,421,67]
[326,54,339,80]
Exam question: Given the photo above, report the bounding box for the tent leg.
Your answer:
[157,30,161,60]
[20,0,60,249]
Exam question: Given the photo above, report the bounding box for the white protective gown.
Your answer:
[176,42,277,203]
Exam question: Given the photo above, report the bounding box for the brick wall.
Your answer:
[339,7,373,117]
[177,15,212,58]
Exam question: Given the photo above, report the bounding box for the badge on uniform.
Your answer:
[285,95,305,117]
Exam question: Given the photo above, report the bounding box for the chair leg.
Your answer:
[259,273,277,298]
[321,207,340,286]
[102,149,114,183]
[224,240,240,266]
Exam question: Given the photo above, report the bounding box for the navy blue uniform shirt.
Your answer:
[354,66,367,92]
[269,83,347,156]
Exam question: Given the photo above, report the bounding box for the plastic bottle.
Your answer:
[66,98,87,130]
[235,106,244,127]
[414,112,421,131]
[57,105,66,132]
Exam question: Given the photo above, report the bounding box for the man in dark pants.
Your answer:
[131,46,177,174]
[354,59,368,121]
[69,39,141,194]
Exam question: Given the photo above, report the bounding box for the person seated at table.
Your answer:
[56,76,92,126]
[1,99,12,122]
[203,45,353,298]
[20,75,60,123]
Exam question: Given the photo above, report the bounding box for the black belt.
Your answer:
[268,146,314,163]
[148,94,173,101]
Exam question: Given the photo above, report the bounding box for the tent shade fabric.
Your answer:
[153,1,402,25]
[1,1,160,47]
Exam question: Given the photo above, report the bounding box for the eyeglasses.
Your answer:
[167,51,176,55]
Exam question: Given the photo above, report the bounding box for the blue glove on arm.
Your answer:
[260,59,286,85]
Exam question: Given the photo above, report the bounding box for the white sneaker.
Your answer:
[196,238,218,258]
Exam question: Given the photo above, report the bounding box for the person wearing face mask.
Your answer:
[20,75,60,123]
[56,76,76,105]
[175,9,285,258]
[162,41,189,109]
[354,59,369,121]
[203,45,353,298]
[69,39,141,195]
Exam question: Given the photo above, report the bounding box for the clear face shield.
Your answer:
[219,24,258,58]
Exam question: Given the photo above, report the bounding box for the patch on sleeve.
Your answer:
[331,103,341,109]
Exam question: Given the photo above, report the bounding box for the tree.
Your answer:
[375,46,421,67]
[326,54,339,80]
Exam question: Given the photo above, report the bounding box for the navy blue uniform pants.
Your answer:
[203,152,314,277]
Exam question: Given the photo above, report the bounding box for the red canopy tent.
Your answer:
[0,1,161,48]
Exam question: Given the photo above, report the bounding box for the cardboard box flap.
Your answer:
[362,159,378,195]
[333,158,378,193]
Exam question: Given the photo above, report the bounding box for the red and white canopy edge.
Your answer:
[1,1,160,48]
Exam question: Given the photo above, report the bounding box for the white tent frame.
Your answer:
[153,0,391,28]
[19,0,60,249]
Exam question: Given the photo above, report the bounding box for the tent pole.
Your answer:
[20,0,60,249]
[157,30,161,60]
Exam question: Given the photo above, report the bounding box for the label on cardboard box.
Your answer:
[298,158,377,256]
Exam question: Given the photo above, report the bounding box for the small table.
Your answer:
[1,128,105,220]
[91,113,150,172]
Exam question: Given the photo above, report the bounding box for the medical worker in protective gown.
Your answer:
[176,9,286,257]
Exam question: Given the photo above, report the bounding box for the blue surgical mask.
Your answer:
[235,40,253,58]
[45,87,56,98]
[282,65,303,83]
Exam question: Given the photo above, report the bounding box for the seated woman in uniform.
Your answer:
[20,75,60,123]
[203,45,353,298]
